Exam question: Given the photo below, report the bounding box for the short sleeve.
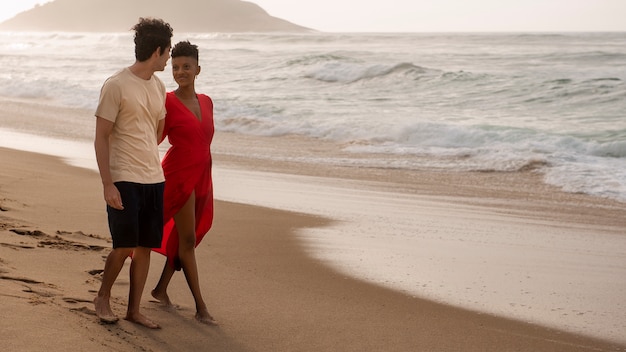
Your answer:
[95,77,121,122]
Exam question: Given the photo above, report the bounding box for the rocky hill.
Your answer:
[0,0,312,32]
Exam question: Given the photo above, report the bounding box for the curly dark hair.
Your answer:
[132,17,173,62]
[172,41,199,61]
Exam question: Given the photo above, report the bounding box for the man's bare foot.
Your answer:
[93,296,119,324]
[195,310,218,326]
[151,289,174,308]
[125,312,161,329]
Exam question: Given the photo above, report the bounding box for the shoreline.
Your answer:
[211,131,626,228]
[0,99,625,347]
[209,138,626,343]
[1,147,624,351]
[0,117,625,344]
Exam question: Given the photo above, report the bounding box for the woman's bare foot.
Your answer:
[93,296,119,324]
[151,289,173,308]
[195,310,218,326]
[125,312,161,329]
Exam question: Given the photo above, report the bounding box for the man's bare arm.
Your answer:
[94,116,123,210]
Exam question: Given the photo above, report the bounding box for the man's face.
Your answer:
[155,45,171,72]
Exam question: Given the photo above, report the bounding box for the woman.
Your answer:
[151,40,217,325]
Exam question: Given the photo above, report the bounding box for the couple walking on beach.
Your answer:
[92,17,216,329]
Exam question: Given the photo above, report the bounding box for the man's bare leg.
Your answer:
[125,246,160,329]
[94,247,133,323]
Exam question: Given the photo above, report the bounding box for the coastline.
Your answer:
[211,130,626,228]
[209,131,626,343]
[0,97,625,348]
[1,146,624,351]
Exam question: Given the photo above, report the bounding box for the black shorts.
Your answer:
[107,181,164,248]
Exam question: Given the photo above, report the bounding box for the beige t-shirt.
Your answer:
[95,67,166,184]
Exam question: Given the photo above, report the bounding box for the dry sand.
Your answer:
[1,145,625,352]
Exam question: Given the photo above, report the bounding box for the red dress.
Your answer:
[154,91,214,270]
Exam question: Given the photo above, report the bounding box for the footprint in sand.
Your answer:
[0,243,35,249]
[70,306,97,317]
[9,228,108,251]
[9,229,46,237]
[23,285,57,298]
[61,298,99,318]
[0,276,59,302]
[63,297,95,304]
[0,275,43,284]
[88,269,104,276]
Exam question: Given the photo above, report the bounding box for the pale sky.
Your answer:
[1,0,625,32]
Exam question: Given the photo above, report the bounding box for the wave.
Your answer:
[286,53,352,66]
[303,60,428,83]
[588,138,626,158]
[0,73,99,110]
[0,31,131,46]
[520,76,626,106]
[214,107,626,203]
[215,107,621,163]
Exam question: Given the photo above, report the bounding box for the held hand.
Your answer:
[103,183,124,210]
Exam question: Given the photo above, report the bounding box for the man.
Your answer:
[93,17,173,329]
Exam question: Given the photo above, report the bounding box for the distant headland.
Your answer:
[0,0,313,33]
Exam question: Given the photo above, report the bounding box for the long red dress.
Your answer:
[154,91,214,270]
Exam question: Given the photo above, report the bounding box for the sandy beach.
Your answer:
[0,88,624,351]
[1,136,625,351]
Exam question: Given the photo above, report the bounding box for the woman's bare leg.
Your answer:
[174,192,217,325]
[152,261,176,307]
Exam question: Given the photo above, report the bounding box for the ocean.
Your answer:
[0,31,625,202]
[1,31,625,342]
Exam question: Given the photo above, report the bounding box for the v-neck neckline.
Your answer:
[174,92,202,122]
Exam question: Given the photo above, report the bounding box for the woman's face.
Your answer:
[171,56,200,88]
